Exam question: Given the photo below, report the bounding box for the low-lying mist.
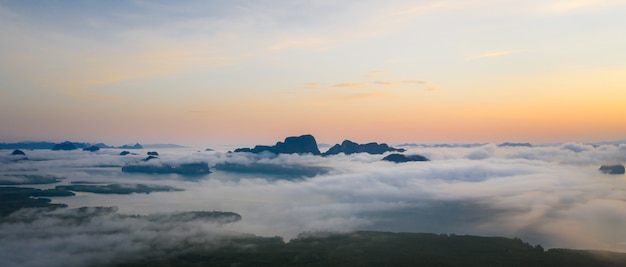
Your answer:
[1,143,625,266]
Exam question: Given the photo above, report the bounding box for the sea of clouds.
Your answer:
[1,143,625,266]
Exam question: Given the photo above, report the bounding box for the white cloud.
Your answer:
[2,143,626,266]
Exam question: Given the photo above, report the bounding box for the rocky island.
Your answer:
[323,140,405,155]
[382,153,430,163]
[599,164,625,175]
[234,134,321,155]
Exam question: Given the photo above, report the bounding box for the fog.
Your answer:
[1,143,625,266]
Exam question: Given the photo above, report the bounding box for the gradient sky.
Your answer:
[1,0,625,147]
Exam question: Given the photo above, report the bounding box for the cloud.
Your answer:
[366,70,389,79]
[343,92,393,100]
[372,80,401,86]
[2,143,626,266]
[465,50,520,61]
[402,80,442,91]
[330,82,369,89]
[324,74,439,92]
[0,207,246,267]
[402,80,427,85]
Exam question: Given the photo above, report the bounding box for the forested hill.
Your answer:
[116,231,626,267]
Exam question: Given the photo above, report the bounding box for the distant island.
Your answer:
[383,153,430,163]
[323,140,405,155]
[0,141,187,150]
[234,134,321,155]
[599,164,625,175]
[498,142,533,147]
[234,134,408,156]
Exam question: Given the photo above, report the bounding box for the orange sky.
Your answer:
[1,1,625,146]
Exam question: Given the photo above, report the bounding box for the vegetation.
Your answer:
[115,231,626,267]
[0,186,73,216]
[56,183,183,194]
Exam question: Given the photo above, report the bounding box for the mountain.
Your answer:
[234,134,321,155]
[119,143,143,149]
[82,146,100,152]
[0,141,56,150]
[323,140,405,156]
[51,141,78,151]
[599,164,625,175]
[498,142,533,147]
[0,141,115,150]
[383,153,430,163]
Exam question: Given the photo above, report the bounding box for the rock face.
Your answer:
[119,143,143,149]
[10,149,26,156]
[52,141,78,151]
[599,164,625,175]
[323,140,405,156]
[122,162,211,175]
[82,146,100,152]
[382,153,429,163]
[9,150,28,161]
[234,134,321,155]
[143,155,158,161]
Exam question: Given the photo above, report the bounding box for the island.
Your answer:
[323,140,405,155]
[599,164,625,175]
[382,153,430,163]
[234,134,321,155]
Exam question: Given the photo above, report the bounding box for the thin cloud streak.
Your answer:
[366,70,389,79]
[330,82,369,89]
[465,50,521,61]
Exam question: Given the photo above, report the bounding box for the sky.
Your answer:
[1,0,626,147]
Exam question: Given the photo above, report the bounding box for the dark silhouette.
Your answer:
[51,141,78,151]
[56,184,182,194]
[498,142,533,147]
[10,149,26,155]
[0,141,56,150]
[143,155,158,161]
[119,143,143,149]
[82,146,100,152]
[147,151,159,156]
[383,153,429,163]
[114,231,626,267]
[0,187,74,216]
[599,164,625,174]
[9,149,29,161]
[234,134,321,155]
[119,150,130,156]
[323,140,405,156]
